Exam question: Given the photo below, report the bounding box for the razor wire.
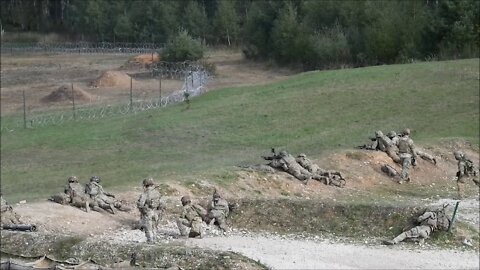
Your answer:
[0,69,209,132]
[1,42,163,54]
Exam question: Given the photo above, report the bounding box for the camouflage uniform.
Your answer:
[388,131,436,165]
[0,195,21,225]
[176,196,205,238]
[395,129,417,182]
[454,151,479,199]
[265,150,311,184]
[384,208,450,245]
[64,176,90,212]
[376,131,400,163]
[295,154,346,187]
[206,190,229,232]
[85,176,119,214]
[137,178,162,243]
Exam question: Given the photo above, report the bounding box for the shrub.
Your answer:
[162,29,204,62]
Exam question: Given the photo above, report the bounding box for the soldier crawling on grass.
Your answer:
[453,150,479,199]
[383,205,451,245]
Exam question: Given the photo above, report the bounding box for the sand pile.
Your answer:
[42,84,95,103]
[131,53,159,64]
[91,71,135,88]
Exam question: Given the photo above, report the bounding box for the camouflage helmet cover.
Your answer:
[387,131,397,138]
[279,150,288,157]
[453,150,464,160]
[213,188,221,199]
[143,177,155,186]
[90,176,100,182]
[68,176,78,183]
[298,153,307,158]
[181,195,191,205]
[375,130,384,137]
[402,128,411,135]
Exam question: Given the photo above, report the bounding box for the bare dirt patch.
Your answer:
[90,70,137,88]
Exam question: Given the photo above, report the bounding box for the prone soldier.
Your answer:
[85,176,130,214]
[383,206,450,245]
[1,194,22,225]
[295,153,346,187]
[49,176,92,212]
[263,149,311,184]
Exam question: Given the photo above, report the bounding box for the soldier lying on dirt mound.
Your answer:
[49,176,92,212]
[85,176,131,214]
[383,205,451,245]
[263,149,346,187]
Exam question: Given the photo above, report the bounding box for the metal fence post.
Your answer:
[129,77,133,112]
[159,75,162,104]
[71,84,76,120]
[23,90,27,128]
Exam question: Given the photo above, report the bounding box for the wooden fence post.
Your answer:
[71,83,76,120]
[23,90,27,128]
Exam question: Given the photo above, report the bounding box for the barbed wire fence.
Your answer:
[0,42,163,54]
[0,62,209,132]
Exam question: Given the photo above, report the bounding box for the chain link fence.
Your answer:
[1,67,209,132]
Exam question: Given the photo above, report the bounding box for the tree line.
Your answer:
[1,0,478,69]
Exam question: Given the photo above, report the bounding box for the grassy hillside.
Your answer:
[1,59,479,202]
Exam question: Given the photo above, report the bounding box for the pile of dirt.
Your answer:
[131,53,159,64]
[41,84,95,103]
[90,70,136,88]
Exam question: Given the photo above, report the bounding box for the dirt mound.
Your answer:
[41,84,95,103]
[131,53,159,64]
[90,70,135,88]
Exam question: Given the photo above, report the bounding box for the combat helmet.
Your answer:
[181,195,191,205]
[213,188,221,199]
[298,153,307,158]
[453,150,465,160]
[278,150,288,157]
[402,128,411,136]
[143,177,155,187]
[387,131,397,139]
[67,176,78,183]
[375,130,384,138]
[90,176,100,183]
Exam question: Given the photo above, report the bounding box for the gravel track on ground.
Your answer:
[188,235,479,270]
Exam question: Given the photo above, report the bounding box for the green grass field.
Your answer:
[1,59,479,202]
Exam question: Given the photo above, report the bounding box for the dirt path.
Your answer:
[188,235,479,270]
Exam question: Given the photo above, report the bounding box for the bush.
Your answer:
[162,29,204,62]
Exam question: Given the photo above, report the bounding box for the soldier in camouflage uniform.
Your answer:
[295,153,346,187]
[85,176,130,214]
[206,189,229,232]
[383,207,450,245]
[388,131,436,165]
[395,128,417,182]
[1,194,21,225]
[137,178,162,243]
[64,176,91,212]
[176,195,206,238]
[453,151,479,199]
[264,150,311,184]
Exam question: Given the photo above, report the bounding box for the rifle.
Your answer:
[262,148,278,160]
[2,223,37,232]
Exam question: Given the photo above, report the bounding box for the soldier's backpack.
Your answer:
[435,207,451,231]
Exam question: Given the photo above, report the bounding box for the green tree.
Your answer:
[182,0,209,41]
[114,14,132,42]
[213,0,239,46]
[162,29,204,61]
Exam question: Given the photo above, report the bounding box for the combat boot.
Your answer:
[382,240,395,245]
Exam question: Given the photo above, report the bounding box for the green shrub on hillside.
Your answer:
[162,30,204,62]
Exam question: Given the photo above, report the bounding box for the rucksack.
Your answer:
[465,159,478,177]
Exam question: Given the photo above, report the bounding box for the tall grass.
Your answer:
[1,59,478,202]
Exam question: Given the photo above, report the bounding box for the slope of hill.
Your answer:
[1,59,478,201]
